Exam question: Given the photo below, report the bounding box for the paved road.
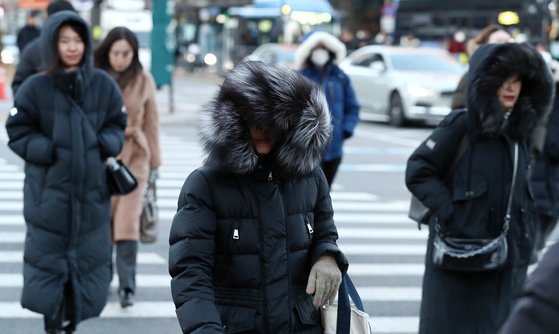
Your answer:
[0,71,557,333]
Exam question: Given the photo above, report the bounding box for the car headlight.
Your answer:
[407,83,435,98]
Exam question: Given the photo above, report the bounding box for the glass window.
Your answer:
[389,53,464,72]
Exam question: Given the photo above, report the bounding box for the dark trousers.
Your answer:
[321,158,342,188]
[44,281,75,333]
[116,240,138,293]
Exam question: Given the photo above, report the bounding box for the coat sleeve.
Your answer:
[405,110,468,223]
[6,81,55,165]
[498,242,559,333]
[142,72,162,169]
[11,40,41,97]
[341,71,360,138]
[168,170,224,334]
[98,79,127,159]
[309,168,349,272]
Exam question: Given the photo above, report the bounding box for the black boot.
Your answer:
[119,288,134,308]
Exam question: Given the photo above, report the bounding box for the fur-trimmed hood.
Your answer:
[199,61,332,176]
[467,43,554,139]
[295,31,346,68]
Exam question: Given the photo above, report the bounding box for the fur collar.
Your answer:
[199,61,332,176]
[295,31,346,68]
[466,43,554,139]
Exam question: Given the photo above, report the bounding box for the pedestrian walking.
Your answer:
[498,241,559,334]
[11,0,76,96]
[16,12,40,52]
[168,61,348,333]
[294,30,360,188]
[5,11,126,333]
[451,24,513,110]
[406,42,553,334]
[94,26,161,308]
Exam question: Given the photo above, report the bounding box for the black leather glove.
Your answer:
[343,131,352,140]
[306,255,342,308]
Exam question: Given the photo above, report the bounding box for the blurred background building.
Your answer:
[1,0,559,80]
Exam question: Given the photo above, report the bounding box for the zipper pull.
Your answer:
[306,223,314,234]
[233,228,239,240]
[268,171,273,181]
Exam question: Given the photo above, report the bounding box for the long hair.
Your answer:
[93,26,143,90]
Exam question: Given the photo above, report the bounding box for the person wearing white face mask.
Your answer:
[295,31,361,189]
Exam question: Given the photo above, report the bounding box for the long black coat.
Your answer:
[5,12,126,324]
[169,62,348,333]
[406,43,553,334]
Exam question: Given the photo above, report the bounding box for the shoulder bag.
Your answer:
[408,134,469,229]
[71,97,138,196]
[140,180,159,243]
[322,273,372,334]
[431,143,518,272]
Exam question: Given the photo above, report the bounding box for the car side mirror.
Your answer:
[370,61,386,73]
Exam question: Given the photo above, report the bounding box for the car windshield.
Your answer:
[389,53,463,73]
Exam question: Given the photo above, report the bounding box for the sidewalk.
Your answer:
[156,68,222,126]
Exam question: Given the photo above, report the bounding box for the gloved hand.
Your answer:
[148,169,159,185]
[306,254,342,308]
[343,131,352,140]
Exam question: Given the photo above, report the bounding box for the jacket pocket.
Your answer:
[452,178,488,201]
[293,294,320,327]
[216,305,256,334]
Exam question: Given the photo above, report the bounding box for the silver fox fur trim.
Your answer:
[199,61,332,176]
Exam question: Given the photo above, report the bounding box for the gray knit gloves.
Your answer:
[306,254,342,308]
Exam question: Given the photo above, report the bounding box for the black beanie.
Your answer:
[47,0,76,16]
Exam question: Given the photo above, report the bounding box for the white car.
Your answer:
[1,35,19,65]
[340,45,466,126]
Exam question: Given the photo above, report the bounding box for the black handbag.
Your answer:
[106,157,138,195]
[432,143,518,272]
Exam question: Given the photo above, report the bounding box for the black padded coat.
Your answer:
[169,62,348,333]
[5,12,126,324]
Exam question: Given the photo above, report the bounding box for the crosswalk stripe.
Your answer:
[0,165,19,172]
[0,191,22,199]
[335,213,413,224]
[348,263,424,276]
[0,173,23,179]
[0,302,176,318]
[0,252,166,264]
[0,301,420,333]
[0,215,24,225]
[339,244,426,255]
[372,317,419,333]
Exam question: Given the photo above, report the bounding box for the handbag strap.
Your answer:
[503,143,518,233]
[336,272,366,334]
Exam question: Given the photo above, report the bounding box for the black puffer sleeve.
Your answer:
[405,110,469,223]
[168,169,224,333]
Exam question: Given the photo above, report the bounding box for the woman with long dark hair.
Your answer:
[94,27,161,309]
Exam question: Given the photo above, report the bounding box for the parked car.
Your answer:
[1,35,19,65]
[245,43,298,69]
[339,45,466,126]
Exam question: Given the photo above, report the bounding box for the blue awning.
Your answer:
[229,0,335,18]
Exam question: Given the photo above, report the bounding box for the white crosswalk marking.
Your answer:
[0,129,424,333]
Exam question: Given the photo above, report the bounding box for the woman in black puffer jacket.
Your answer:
[169,61,348,333]
[5,11,126,334]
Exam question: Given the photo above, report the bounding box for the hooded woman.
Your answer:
[5,11,126,333]
[294,31,360,188]
[168,61,348,333]
[406,43,553,333]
